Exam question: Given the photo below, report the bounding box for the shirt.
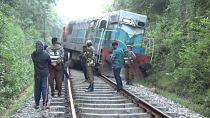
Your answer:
[111,47,124,68]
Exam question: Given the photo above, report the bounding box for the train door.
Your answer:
[96,14,119,76]
[96,19,108,63]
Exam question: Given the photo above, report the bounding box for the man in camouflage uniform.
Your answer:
[85,40,95,92]
[124,45,136,85]
[47,37,64,96]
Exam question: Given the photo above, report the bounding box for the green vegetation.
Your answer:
[2,83,34,117]
[0,0,63,115]
[108,0,210,117]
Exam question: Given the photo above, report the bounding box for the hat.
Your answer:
[86,40,92,46]
[126,45,133,47]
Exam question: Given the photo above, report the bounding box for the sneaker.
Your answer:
[114,91,120,94]
[51,93,55,97]
[42,105,50,110]
[85,88,93,92]
[34,105,39,109]
[58,92,61,96]
[83,80,88,82]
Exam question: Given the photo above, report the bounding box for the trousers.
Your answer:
[87,66,94,84]
[49,63,63,94]
[113,67,123,92]
[124,64,134,82]
[81,63,88,80]
[34,75,48,106]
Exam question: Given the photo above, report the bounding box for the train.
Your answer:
[62,10,153,77]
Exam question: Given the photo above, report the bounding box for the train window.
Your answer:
[137,21,146,28]
[99,20,107,29]
[110,14,119,24]
[68,23,74,35]
[90,20,97,28]
[90,20,98,32]
[122,18,132,24]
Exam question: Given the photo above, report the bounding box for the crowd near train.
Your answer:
[31,10,153,109]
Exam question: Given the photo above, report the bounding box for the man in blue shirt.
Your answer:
[111,41,124,92]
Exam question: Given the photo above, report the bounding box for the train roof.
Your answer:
[67,10,147,24]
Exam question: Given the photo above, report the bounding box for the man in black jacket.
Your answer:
[79,45,88,82]
[31,41,51,109]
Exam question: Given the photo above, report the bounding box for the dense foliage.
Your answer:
[0,0,63,113]
[108,0,210,116]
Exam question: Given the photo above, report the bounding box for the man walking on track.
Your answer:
[47,37,64,97]
[111,41,124,92]
[31,40,51,109]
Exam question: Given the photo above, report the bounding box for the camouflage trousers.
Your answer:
[49,63,63,94]
[87,66,94,84]
[124,64,134,83]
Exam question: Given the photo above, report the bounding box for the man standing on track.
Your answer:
[79,45,88,82]
[47,37,64,97]
[31,41,51,109]
[124,45,136,85]
[85,40,95,92]
[111,41,124,92]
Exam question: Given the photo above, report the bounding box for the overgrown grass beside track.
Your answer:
[0,10,34,114]
[0,1,62,115]
[134,78,210,117]
[0,83,34,117]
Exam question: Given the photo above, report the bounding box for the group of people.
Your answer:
[31,38,136,109]
[31,37,67,109]
[79,41,136,93]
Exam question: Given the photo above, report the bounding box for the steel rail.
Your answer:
[101,75,172,118]
[67,67,77,118]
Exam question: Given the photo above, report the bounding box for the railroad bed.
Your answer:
[68,69,171,118]
[72,72,149,118]
[13,69,205,118]
[47,83,70,118]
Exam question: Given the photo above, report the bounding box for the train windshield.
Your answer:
[120,11,147,28]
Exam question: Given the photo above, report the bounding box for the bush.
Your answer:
[0,11,34,112]
[145,16,210,117]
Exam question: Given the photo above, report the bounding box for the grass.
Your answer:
[158,90,209,117]
[0,82,34,118]
[133,78,209,117]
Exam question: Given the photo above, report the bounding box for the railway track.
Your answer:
[71,69,172,118]
[48,69,172,118]
[47,82,71,117]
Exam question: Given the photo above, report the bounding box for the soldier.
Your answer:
[31,41,51,109]
[79,45,88,82]
[124,45,136,85]
[47,37,64,97]
[85,40,95,92]
[111,41,124,92]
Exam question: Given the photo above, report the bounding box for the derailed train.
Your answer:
[62,10,153,77]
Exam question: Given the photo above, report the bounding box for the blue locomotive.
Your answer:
[62,10,153,76]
